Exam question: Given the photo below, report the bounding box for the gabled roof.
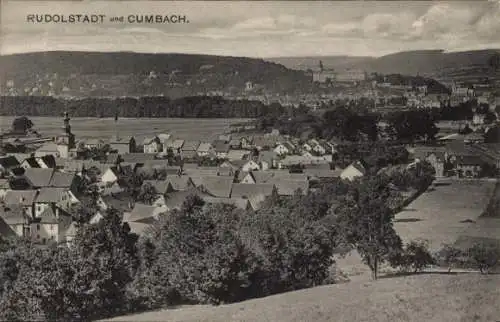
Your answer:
[226,149,250,161]
[229,139,240,147]
[7,153,31,164]
[36,142,59,153]
[157,133,172,143]
[36,187,68,203]
[250,170,308,184]
[39,206,58,224]
[164,188,207,211]
[83,138,105,145]
[197,142,213,153]
[213,142,230,153]
[182,140,200,151]
[36,155,57,168]
[109,135,134,144]
[49,171,76,188]
[4,190,38,206]
[199,176,233,198]
[143,136,159,145]
[166,175,193,191]
[124,203,162,223]
[303,168,341,178]
[0,216,17,238]
[350,160,367,175]
[142,180,171,195]
[0,179,10,189]
[0,205,30,225]
[202,197,250,210]
[181,150,198,159]
[121,153,156,163]
[269,179,309,196]
[230,183,275,199]
[23,168,54,187]
[21,157,40,168]
[456,155,483,166]
[99,181,125,196]
[184,167,220,178]
[0,156,20,169]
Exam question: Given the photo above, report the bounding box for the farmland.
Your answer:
[0,117,252,143]
[104,274,500,322]
[393,179,496,252]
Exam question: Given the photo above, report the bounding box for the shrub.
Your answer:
[467,243,500,274]
[392,240,435,273]
[435,244,465,272]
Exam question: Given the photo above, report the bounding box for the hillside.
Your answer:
[104,274,500,322]
[0,51,310,96]
[266,49,500,79]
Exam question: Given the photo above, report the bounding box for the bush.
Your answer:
[392,240,435,273]
[467,243,500,274]
[435,244,466,272]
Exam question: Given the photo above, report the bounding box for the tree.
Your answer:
[334,175,403,280]
[395,240,435,273]
[467,243,500,274]
[436,244,465,273]
[387,110,438,143]
[136,182,158,205]
[11,116,34,134]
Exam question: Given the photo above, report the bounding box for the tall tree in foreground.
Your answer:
[334,175,403,280]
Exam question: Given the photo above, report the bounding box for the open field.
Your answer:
[393,179,496,252]
[0,117,252,143]
[104,273,500,322]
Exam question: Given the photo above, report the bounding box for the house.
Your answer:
[121,153,156,164]
[165,175,195,191]
[197,142,214,157]
[143,136,162,154]
[165,139,185,153]
[4,190,38,218]
[100,166,120,184]
[252,136,278,150]
[425,152,446,177]
[22,168,54,188]
[218,134,232,143]
[20,157,41,169]
[303,168,341,180]
[83,138,105,150]
[302,142,313,152]
[230,183,275,210]
[274,143,290,156]
[36,155,57,168]
[240,137,253,149]
[35,142,60,158]
[455,155,483,178]
[157,133,172,145]
[202,197,251,211]
[123,203,165,225]
[0,155,20,173]
[182,140,201,154]
[269,179,309,196]
[8,153,31,165]
[464,132,485,144]
[226,149,250,161]
[0,205,30,238]
[0,179,10,200]
[213,142,230,158]
[34,187,79,216]
[228,139,241,149]
[340,161,367,181]
[240,160,260,173]
[34,205,73,244]
[109,136,136,154]
[258,151,279,170]
[198,176,233,198]
[49,171,79,192]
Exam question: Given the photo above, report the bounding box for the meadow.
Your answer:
[393,179,496,252]
[0,117,252,143]
[104,274,500,322]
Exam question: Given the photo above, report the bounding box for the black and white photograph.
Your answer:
[1,0,500,321]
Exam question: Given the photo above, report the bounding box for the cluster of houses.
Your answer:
[0,115,371,245]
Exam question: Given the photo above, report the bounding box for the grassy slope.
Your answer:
[105,274,500,322]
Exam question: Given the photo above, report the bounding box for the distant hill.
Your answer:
[0,51,310,95]
[265,56,374,71]
[266,49,500,79]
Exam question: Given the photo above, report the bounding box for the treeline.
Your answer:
[0,168,439,321]
[0,96,282,118]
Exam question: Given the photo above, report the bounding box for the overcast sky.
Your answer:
[1,1,500,57]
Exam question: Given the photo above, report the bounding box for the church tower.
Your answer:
[56,111,75,158]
